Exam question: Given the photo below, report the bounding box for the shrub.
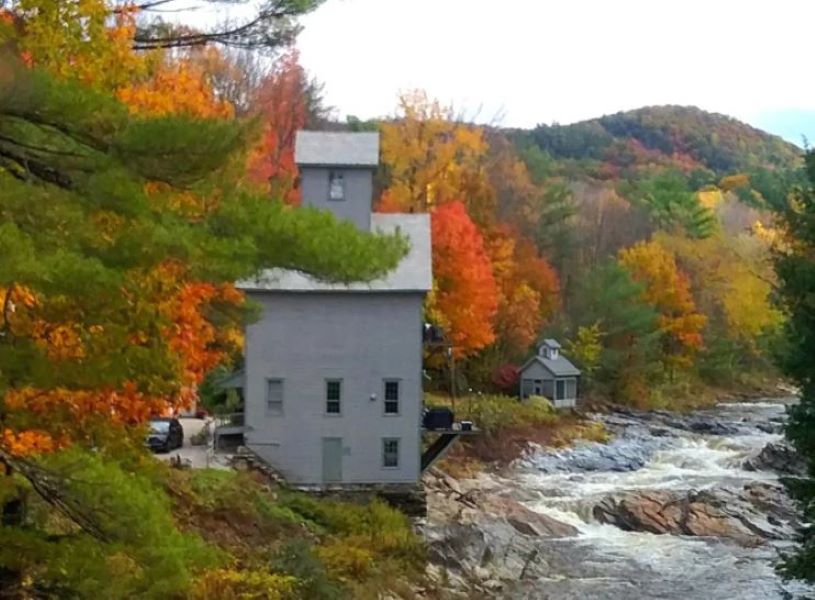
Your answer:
[0,449,221,599]
[191,568,297,600]
[269,540,344,600]
[315,540,374,581]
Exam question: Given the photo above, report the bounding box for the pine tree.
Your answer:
[570,262,661,404]
[774,151,815,582]
[0,56,407,455]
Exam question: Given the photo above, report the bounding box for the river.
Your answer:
[502,398,811,599]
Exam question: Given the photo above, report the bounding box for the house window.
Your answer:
[542,380,554,399]
[266,379,284,415]
[383,438,400,468]
[556,379,566,400]
[328,171,345,201]
[384,380,400,414]
[566,378,577,399]
[326,379,342,414]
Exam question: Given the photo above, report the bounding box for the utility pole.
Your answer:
[448,346,456,414]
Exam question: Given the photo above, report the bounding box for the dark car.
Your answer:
[146,417,184,452]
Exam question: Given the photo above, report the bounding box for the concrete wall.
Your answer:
[244,291,424,485]
[300,166,373,231]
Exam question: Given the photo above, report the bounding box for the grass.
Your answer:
[426,393,609,473]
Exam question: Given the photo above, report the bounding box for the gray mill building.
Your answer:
[236,131,434,487]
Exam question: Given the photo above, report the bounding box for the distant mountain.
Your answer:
[519,105,802,178]
[508,106,804,209]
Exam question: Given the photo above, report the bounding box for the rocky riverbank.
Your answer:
[420,398,812,599]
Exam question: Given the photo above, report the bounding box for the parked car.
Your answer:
[146,417,184,452]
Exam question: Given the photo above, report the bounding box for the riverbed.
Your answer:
[509,399,810,599]
[424,398,813,599]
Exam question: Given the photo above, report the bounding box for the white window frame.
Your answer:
[328,170,345,201]
[382,437,400,469]
[266,378,284,415]
[383,379,400,415]
[325,379,342,415]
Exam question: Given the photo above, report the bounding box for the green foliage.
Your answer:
[0,449,220,599]
[565,322,603,383]
[269,540,344,600]
[569,262,661,404]
[773,150,815,582]
[624,170,717,238]
[427,393,557,436]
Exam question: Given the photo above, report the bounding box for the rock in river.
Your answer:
[744,441,808,476]
[593,484,796,546]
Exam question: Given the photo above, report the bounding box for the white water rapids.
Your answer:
[505,400,813,599]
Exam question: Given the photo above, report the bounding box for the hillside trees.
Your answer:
[618,240,706,379]
[378,94,560,381]
[568,262,660,403]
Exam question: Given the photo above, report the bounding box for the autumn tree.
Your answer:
[618,240,706,379]
[428,202,497,357]
[656,230,782,383]
[379,90,491,219]
[245,50,329,204]
[0,56,406,459]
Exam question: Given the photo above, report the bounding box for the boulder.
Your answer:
[744,441,808,476]
[592,488,789,546]
[483,496,578,538]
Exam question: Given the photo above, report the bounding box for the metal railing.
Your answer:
[213,412,245,428]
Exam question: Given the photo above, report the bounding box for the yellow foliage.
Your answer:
[380,90,489,213]
[697,188,723,209]
[316,539,375,581]
[191,568,296,600]
[565,323,604,377]
[657,231,783,348]
[16,0,150,91]
[719,173,751,191]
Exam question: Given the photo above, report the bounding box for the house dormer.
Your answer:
[295,131,379,231]
[539,338,561,360]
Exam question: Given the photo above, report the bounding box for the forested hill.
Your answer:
[512,106,803,203]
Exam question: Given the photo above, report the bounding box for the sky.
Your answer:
[188,0,815,145]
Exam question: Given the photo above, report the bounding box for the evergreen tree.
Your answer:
[774,151,815,582]
[569,262,660,404]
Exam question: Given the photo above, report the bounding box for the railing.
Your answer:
[214,412,245,428]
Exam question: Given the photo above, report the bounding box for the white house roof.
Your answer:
[520,355,582,378]
[540,338,561,349]
[294,131,380,167]
[237,213,432,293]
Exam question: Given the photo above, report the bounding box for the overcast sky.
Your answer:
[190,0,815,144]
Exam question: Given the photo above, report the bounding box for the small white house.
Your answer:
[518,339,581,409]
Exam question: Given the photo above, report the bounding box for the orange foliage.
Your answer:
[117,58,233,118]
[486,227,560,356]
[428,202,498,357]
[618,240,706,371]
[245,51,308,204]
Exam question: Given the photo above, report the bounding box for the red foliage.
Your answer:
[429,202,498,357]
[245,51,308,205]
[491,364,520,393]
